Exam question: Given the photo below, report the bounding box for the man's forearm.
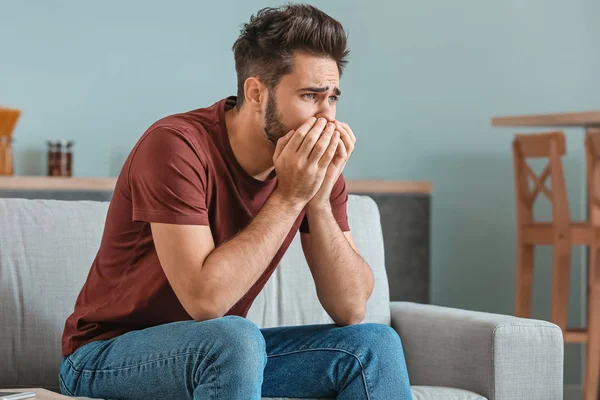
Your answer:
[305,205,374,325]
[199,190,304,317]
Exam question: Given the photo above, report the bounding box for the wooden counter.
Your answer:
[0,176,432,194]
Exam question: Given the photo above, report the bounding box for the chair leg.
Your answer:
[584,246,600,400]
[550,242,571,331]
[585,288,600,400]
[515,243,535,318]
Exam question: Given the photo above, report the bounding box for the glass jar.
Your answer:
[47,140,59,176]
[47,140,73,177]
[62,140,73,177]
[0,136,14,176]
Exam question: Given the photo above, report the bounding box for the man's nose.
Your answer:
[314,104,335,122]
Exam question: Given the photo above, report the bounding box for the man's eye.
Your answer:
[302,93,315,100]
[329,96,339,103]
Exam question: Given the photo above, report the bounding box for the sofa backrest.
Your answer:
[245,195,391,328]
[0,195,390,390]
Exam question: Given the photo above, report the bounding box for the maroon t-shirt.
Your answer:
[61,96,350,357]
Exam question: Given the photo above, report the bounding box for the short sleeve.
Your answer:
[129,127,210,225]
[300,173,350,233]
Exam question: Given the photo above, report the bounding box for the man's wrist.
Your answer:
[270,189,307,215]
[306,200,333,216]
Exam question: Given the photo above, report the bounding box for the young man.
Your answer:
[59,4,412,399]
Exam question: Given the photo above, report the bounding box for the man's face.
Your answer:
[264,51,341,145]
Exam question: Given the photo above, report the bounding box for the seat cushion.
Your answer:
[260,386,486,400]
[411,386,487,399]
[54,385,487,399]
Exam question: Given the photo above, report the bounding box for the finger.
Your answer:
[286,117,320,152]
[341,122,356,143]
[337,128,354,157]
[336,137,347,157]
[337,121,356,143]
[333,139,348,167]
[307,126,335,164]
[333,137,346,159]
[318,131,340,168]
[273,130,294,161]
[302,121,335,159]
[298,118,329,156]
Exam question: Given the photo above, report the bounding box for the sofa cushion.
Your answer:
[0,198,109,391]
[60,385,489,400]
[0,195,390,391]
[411,386,487,400]
[246,194,391,328]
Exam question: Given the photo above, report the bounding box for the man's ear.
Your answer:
[243,77,267,112]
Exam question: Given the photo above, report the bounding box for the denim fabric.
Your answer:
[59,316,412,399]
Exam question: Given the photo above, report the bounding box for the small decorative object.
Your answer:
[47,140,74,177]
[0,136,13,176]
[0,107,21,176]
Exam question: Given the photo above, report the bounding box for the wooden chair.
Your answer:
[583,128,600,400]
[512,130,600,400]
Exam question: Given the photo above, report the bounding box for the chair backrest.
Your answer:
[512,131,570,228]
[0,195,390,390]
[585,128,600,226]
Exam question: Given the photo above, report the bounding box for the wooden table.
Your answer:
[491,110,600,128]
[0,389,73,399]
[492,110,600,221]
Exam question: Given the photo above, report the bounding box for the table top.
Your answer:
[0,389,72,399]
[491,110,600,127]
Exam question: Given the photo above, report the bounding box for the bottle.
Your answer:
[62,140,73,177]
[47,140,74,177]
[47,141,58,176]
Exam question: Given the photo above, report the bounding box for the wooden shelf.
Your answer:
[0,176,432,194]
[346,180,431,194]
[0,176,117,191]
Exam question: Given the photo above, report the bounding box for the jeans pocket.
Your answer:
[66,340,107,371]
[59,370,75,396]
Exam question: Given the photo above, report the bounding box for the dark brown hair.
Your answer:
[232,3,349,108]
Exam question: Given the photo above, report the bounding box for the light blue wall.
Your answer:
[2,0,600,385]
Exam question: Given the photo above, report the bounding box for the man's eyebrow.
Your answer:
[297,86,342,96]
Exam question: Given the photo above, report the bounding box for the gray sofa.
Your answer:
[0,195,564,399]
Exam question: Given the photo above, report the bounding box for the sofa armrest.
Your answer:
[390,302,564,400]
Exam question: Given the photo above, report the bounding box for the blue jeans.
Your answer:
[59,316,412,399]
